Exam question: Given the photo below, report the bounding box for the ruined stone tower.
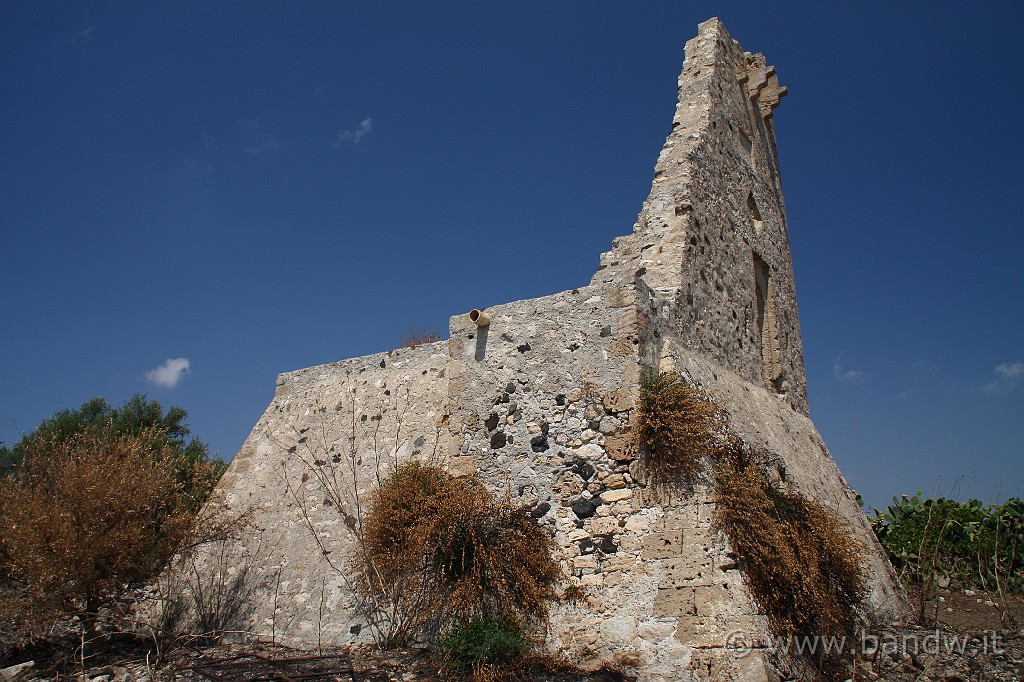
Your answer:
[186,18,905,681]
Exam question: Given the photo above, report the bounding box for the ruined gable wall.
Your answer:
[593,18,807,413]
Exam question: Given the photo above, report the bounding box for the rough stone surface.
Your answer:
[175,17,907,682]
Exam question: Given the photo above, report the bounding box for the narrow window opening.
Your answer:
[753,253,783,392]
[738,127,753,162]
[747,192,763,235]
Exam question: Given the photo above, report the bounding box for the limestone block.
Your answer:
[624,361,642,385]
[672,616,728,647]
[653,586,695,617]
[693,583,733,618]
[599,616,636,645]
[575,443,604,461]
[598,416,619,434]
[623,513,650,532]
[641,530,684,559]
[603,473,626,489]
[602,388,635,414]
[689,648,775,682]
[588,517,621,536]
[447,455,475,478]
[603,432,634,462]
[659,552,708,585]
[602,555,636,572]
[603,286,635,309]
[611,338,635,357]
[615,308,639,335]
[571,555,599,571]
[552,471,584,502]
[599,488,632,504]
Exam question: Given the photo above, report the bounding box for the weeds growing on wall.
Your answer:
[632,371,868,678]
[626,372,868,675]
[714,448,867,679]
[399,328,443,348]
[632,371,730,480]
[358,462,562,648]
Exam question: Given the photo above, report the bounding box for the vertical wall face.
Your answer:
[185,344,451,645]
[592,18,808,413]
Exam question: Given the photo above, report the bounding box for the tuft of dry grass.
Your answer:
[358,462,562,645]
[399,328,444,349]
[632,371,730,479]
[714,449,867,678]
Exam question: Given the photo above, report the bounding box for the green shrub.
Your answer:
[439,615,528,672]
[874,493,1024,594]
[0,394,224,507]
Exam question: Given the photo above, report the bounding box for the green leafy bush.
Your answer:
[439,615,528,672]
[873,492,1024,594]
[0,426,222,645]
[0,397,225,652]
[0,394,225,506]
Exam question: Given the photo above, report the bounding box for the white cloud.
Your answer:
[246,138,279,156]
[145,358,191,389]
[333,118,373,147]
[983,361,1023,394]
[832,353,866,383]
[237,118,279,156]
[71,25,94,45]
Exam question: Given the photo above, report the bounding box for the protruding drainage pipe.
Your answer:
[468,309,490,327]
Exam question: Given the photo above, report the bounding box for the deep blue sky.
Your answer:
[2,2,1021,512]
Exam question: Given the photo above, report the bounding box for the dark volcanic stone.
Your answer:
[572,461,596,480]
[571,498,600,519]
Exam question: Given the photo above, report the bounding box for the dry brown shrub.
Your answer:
[359,462,562,645]
[0,426,215,643]
[632,371,730,479]
[399,328,444,348]
[714,449,867,678]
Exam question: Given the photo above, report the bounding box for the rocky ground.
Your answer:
[839,588,1024,681]
[0,641,626,682]
[2,588,1023,682]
